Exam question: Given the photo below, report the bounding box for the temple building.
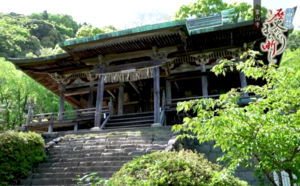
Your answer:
[7,11,289,133]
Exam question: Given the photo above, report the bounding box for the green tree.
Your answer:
[173,0,267,23]
[0,13,31,57]
[175,49,300,186]
[287,30,300,51]
[174,0,227,20]
[0,57,73,130]
[75,24,105,38]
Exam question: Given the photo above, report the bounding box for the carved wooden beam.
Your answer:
[84,46,177,66]
[93,59,162,74]
[65,83,125,96]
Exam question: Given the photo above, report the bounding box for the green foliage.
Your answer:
[287,30,300,51]
[173,0,267,23]
[0,57,73,130]
[77,150,248,186]
[0,13,32,57]
[0,131,46,185]
[75,24,106,38]
[30,12,80,38]
[174,0,227,20]
[174,50,300,185]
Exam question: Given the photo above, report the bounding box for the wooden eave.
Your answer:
[7,53,70,67]
[59,20,187,51]
[7,18,292,109]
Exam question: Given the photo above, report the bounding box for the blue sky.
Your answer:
[0,0,299,29]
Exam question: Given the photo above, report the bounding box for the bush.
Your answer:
[78,150,248,186]
[0,131,46,185]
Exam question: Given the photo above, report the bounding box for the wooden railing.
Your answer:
[161,93,260,112]
[25,97,115,133]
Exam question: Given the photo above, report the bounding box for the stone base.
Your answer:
[90,127,102,131]
[151,123,163,127]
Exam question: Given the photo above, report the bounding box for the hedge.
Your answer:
[78,150,249,186]
[0,131,46,185]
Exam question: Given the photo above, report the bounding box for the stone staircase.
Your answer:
[18,127,172,186]
[103,112,154,129]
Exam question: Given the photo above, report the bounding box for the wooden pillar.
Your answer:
[239,72,248,97]
[94,69,105,128]
[166,80,172,104]
[48,124,53,133]
[201,64,208,97]
[153,66,160,123]
[58,84,66,120]
[118,85,124,115]
[87,81,94,108]
[74,109,79,131]
[109,97,113,116]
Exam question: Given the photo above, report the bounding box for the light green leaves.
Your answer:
[175,49,300,184]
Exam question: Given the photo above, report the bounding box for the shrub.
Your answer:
[0,131,46,185]
[77,150,248,186]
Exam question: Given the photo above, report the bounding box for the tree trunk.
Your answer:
[286,170,294,186]
[276,171,283,186]
[262,168,277,186]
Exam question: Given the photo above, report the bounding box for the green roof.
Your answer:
[58,8,244,49]
[189,19,264,35]
[7,53,70,65]
[59,20,187,48]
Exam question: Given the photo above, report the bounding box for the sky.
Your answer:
[0,0,299,30]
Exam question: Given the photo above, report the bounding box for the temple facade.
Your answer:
[8,14,287,133]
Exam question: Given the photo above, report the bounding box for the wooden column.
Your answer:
[239,72,248,97]
[201,64,208,98]
[118,85,124,115]
[87,81,94,108]
[166,80,172,104]
[94,68,105,128]
[109,97,113,116]
[153,66,160,123]
[48,125,53,133]
[58,84,66,120]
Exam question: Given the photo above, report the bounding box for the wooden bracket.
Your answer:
[177,29,188,51]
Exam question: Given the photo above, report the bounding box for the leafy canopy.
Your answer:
[173,0,267,23]
[174,49,300,185]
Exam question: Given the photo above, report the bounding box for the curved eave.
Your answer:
[7,53,70,67]
[189,19,265,35]
[58,20,188,51]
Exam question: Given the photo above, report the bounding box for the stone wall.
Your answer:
[166,132,262,186]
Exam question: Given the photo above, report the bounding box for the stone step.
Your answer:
[18,127,172,186]
[35,166,121,173]
[55,126,172,137]
[106,119,154,126]
[109,115,154,122]
[104,123,152,129]
[45,156,135,163]
[20,178,93,185]
[39,161,128,168]
[49,152,132,159]
[49,147,165,156]
[51,143,167,150]
[28,172,114,179]
[61,133,172,142]
[58,140,154,146]
[109,111,154,119]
